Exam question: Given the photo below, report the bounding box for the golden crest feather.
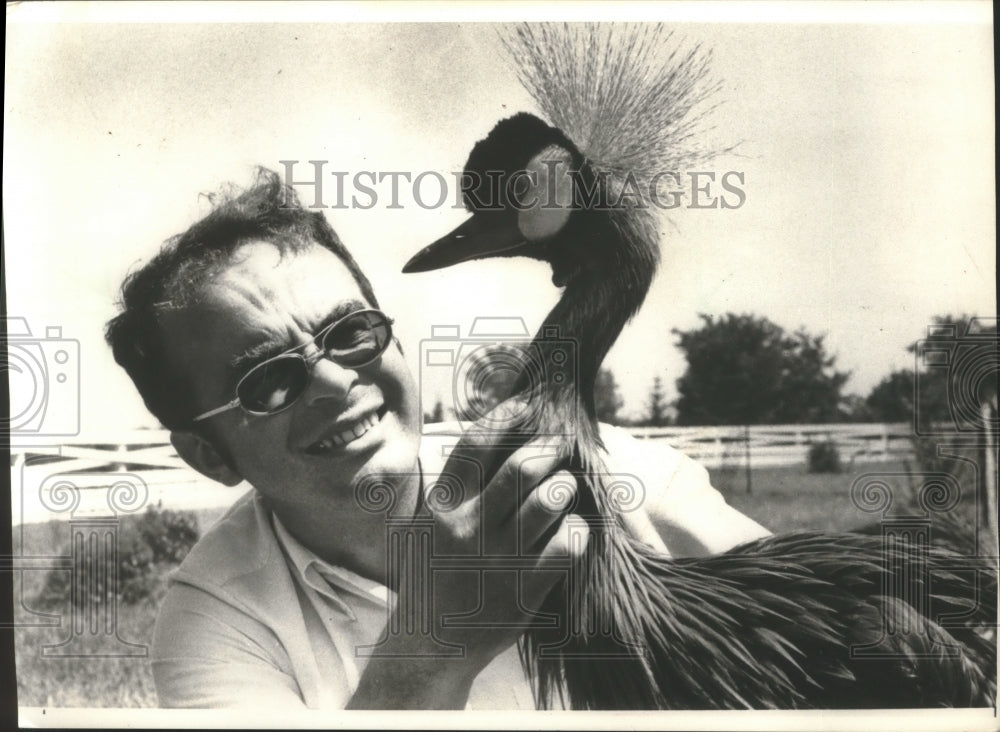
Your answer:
[501,23,734,199]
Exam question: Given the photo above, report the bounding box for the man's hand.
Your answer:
[422,429,585,669]
[349,403,588,709]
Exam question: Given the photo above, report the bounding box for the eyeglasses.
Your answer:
[191,309,393,422]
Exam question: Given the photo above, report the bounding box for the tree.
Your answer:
[424,399,446,424]
[865,315,997,429]
[905,314,996,431]
[898,314,998,550]
[866,370,915,423]
[594,368,624,424]
[673,313,850,425]
[838,393,875,423]
[646,375,670,426]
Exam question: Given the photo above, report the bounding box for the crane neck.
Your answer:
[535,224,658,424]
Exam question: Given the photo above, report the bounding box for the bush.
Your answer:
[135,504,200,565]
[34,504,199,610]
[808,440,842,474]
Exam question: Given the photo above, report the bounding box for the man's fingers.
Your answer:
[517,470,578,549]
[541,513,590,560]
[519,514,590,613]
[479,441,566,528]
[439,398,534,498]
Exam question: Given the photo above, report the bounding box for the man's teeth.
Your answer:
[312,413,379,452]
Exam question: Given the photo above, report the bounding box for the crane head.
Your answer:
[403,113,597,286]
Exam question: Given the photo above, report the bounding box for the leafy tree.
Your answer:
[673,313,849,425]
[646,375,670,426]
[424,399,446,424]
[900,315,998,551]
[838,393,875,423]
[905,314,996,431]
[865,315,997,429]
[866,370,915,423]
[594,368,624,424]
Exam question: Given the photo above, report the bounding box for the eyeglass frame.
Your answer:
[190,308,394,423]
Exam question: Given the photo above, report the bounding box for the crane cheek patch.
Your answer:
[519,146,575,241]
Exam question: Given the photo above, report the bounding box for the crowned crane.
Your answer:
[403,24,997,710]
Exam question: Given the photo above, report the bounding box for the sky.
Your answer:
[4,2,995,435]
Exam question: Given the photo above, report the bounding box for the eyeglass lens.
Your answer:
[235,311,390,414]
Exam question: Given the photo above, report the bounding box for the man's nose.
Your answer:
[303,354,356,407]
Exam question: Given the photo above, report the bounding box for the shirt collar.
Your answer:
[271,511,393,619]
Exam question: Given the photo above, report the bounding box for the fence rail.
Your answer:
[10,423,917,525]
[629,422,916,469]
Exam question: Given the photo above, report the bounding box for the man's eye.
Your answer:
[327,325,372,351]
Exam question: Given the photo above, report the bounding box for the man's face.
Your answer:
[164,240,421,519]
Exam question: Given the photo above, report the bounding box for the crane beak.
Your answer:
[402,215,529,273]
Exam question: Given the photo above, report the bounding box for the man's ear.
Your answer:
[170,430,244,487]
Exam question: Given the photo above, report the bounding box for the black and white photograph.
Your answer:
[3,2,996,728]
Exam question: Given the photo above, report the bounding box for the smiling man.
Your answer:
[162,243,420,586]
[105,168,769,710]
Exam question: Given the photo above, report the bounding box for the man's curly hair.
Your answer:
[105,167,380,430]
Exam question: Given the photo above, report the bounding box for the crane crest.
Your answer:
[501,23,734,207]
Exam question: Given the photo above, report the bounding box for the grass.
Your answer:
[712,450,990,546]
[12,602,159,708]
[710,459,913,533]
[12,507,228,708]
[11,459,990,708]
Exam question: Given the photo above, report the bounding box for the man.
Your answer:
[106,168,769,709]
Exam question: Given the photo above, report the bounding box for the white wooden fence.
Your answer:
[10,432,247,527]
[628,422,915,469]
[9,423,915,525]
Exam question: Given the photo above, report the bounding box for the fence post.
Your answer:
[982,398,998,550]
[113,443,129,472]
[744,424,752,495]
